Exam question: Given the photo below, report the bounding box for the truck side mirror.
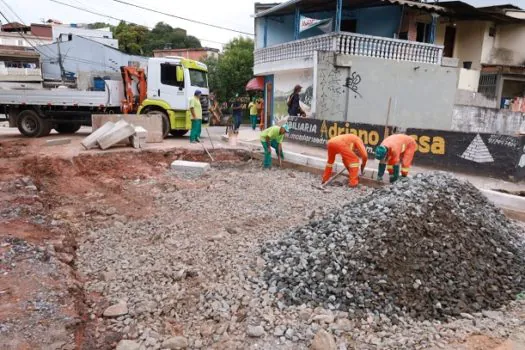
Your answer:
[176,66,184,83]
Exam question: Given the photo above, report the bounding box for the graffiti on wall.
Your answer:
[343,69,362,98]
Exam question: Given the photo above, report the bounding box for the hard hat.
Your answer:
[281,124,290,133]
[375,145,387,160]
[194,90,202,96]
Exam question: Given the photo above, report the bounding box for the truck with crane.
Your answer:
[0,56,210,138]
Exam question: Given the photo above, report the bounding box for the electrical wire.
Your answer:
[110,0,253,36]
[0,0,57,57]
[0,8,54,59]
[48,0,227,46]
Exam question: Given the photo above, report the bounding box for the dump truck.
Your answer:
[0,56,210,137]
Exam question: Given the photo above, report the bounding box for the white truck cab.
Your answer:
[139,57,210,137]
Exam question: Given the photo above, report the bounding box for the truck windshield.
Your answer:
[189,69,208,88]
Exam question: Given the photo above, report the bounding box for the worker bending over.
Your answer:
[260,124,289,169]
[322,134,367,187]
[375,134,417,183]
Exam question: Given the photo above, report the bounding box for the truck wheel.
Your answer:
[55,123,81,134]
[145,110,170,138]
[170,130,188,137]
[17,110,51,137]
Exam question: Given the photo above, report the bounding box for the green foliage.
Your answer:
[204,37,254,102]
[105,21,202,56]
[88,22,113,30]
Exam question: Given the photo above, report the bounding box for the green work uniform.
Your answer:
[249,102,258,130]
[260,125,285,168]
[189,96,202,142]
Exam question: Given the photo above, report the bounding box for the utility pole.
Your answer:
[57,35,66,83]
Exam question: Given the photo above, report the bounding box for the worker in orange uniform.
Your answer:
[322,134,368,187]
[374,134,417,183]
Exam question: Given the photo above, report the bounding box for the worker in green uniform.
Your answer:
[248,97,259,130]
[260,124,290,169]
[189,90,202,143]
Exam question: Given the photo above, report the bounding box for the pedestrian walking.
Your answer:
[189,90,203,143]
[287,85,306,117]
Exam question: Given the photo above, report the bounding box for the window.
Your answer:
[189,69,208,88]
[161,63,183,87]
[416,22,431,43]
[478,73,498,98]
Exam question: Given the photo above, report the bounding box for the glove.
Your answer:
[377,163,386,180]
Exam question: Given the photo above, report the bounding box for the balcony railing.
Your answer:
[254,32,444,66]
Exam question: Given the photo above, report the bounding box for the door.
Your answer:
[443,26,456,58]
[265,81,273,128]
[158,62,186,110]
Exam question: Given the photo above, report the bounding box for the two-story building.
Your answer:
[253,0,525,128]
[253,0,525,180]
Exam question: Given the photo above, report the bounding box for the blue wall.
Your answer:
[256,5,402,48]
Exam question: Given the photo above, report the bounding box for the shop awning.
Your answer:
[246,76,264,91]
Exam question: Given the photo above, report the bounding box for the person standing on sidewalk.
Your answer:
[287,85,306,117]
[189,90,203,143]
[248,97,258,130]
[232,94,242,133]
[260,124,289,169]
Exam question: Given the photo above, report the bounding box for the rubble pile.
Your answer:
[262,173,525,320]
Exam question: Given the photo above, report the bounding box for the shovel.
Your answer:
[200,141,214,162]
[313,167,347,190]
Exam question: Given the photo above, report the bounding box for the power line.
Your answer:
[0,8,53,58]
[0,0,56,57]
[48,0,226,46]
[110,0,253,36]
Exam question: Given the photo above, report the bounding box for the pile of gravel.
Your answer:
[262,172,525,320]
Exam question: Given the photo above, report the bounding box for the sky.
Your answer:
[2,0,525,51]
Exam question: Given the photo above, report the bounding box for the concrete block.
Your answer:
[46,138,71,146]
[92,114,163,143]
[171,160,210,174]
[96,121,136,150]
[81,121,116,150]
[130,126,148,149]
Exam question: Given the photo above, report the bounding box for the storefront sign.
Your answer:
[287,117,525,180]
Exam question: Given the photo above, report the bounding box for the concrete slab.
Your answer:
[130,126,148,149]
[46,138,71,146]
[97,121,136,150]
[81,121,116,150]
[92,114,163,143]
[171,160,210,174]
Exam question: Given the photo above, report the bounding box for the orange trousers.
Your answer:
[322,141,361,187]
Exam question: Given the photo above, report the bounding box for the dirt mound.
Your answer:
[262,172,525,320]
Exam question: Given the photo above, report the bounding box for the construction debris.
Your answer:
[81,120,149,151]
[45,137,72,146]
[262,172,525,320]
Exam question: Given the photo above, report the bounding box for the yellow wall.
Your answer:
[453,21,487,70]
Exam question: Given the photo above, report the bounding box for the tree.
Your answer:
[143,22,202,55]
[206,37,254,102]
[90,21,202,56]
[113,21,149,55]
[88,22,113,30]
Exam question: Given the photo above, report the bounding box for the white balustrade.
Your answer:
[254,32,444,66]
